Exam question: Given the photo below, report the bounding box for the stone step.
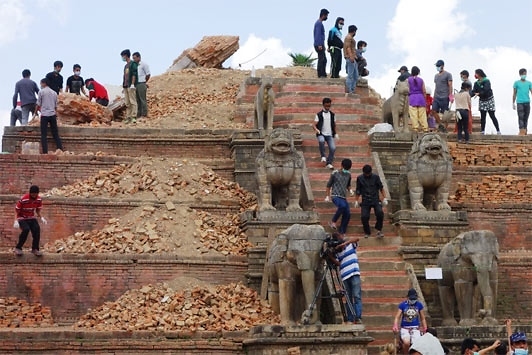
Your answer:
[275,106,379,116]
[362,286,408,299]
[275,113,381,122]
[357,248,401,259]
[357,313,398,327]
[360,260,405,272]
[280,82,346,93]
[275,91,360,100]
[362,299,404,313]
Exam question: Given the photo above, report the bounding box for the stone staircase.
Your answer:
[266,78,411,353]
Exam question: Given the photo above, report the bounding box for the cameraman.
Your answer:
[329,232,362,324]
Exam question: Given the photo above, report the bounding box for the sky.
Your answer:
[2,0,532,139]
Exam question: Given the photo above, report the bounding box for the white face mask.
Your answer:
[361,47,366,53]
[514,349,528,355]
[74,71,81,76]
[436,66,442,72]
[338,24,343,30]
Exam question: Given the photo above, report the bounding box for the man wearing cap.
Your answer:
[313,8,329,78]
[393,288,427,354]
[432,59,453,132]
[397,65,410,82]
[510,332,528,354]
[13,185,48,256]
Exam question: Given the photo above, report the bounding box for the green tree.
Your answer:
[288,52,317,67]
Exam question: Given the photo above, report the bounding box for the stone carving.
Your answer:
[406,133,452,211]
[382,80,410,133]
[266,224,326,325]
[437,230,499,326]
[254,77,275,136]
[256,128,304,212]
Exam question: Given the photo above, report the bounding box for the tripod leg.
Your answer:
[302,263,327,325]
[332,268,356,322]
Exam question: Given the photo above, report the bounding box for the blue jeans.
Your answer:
[317,135,335,165]
[332,197,350,234]
[345,60,359,93]
[343,275,362,321]
[21,103,36,125]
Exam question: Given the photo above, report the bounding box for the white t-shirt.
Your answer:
[138,61,151,83]
[314,111,333,136]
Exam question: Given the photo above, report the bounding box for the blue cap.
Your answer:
[510,331,527,343]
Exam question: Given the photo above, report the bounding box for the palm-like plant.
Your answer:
[288,52,317,67]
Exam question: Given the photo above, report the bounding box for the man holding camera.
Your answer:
[330,232,362,324]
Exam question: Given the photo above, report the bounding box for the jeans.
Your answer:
[21,103,36,125]
[16,218,40,250]
[314,46,327,78]
[456,109,470,142]
[480,110,500,132]
[329,47,342,78]
[343,275,362,321]
[361,203,384,235]
[332,197,350,234]
[517,103,530,130]
[317,135,336,165]
[136,82,148,117]
[40,115,63,154]
[345,59,359,93]
[123,87,138,119]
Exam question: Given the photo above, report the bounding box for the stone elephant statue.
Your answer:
[382,79,410,133]
[266,224,326,325]
[437,230,499,326]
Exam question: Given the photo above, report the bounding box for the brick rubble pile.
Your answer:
[0,297,54,327]
[75,282,280,331]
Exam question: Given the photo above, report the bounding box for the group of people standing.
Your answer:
[401,60,532,140]
[120,49,151,123]
[313,8,369,93]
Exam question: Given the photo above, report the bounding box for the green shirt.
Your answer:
[129,61,138,87]
[514,79,532,104]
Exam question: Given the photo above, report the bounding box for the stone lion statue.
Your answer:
[382,80,410,133]
[406,133,452,211]
[254,77,275,137]
[256,128,304,212]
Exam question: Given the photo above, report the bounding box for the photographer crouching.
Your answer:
[325,232,363,324]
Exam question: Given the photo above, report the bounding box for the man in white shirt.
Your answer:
[133,52,151,118]
[312,97,338,169]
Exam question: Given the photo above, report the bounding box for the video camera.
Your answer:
[320,234,343,259]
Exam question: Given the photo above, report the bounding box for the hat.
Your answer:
[29,185,39,194]
[435,59,445,66]
[409,333,445,355]
[510,331,527,343]
[407,288,418,300]
[398,65,408,72]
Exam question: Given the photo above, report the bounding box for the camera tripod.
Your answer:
[301,248,356,325]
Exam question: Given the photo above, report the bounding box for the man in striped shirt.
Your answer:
[331,232,362,324]
[13,185,47,256]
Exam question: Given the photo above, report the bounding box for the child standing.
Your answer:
[425,87,437,131]
[455,81,472,143]
[325,158,353,236]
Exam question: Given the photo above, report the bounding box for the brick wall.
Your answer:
[0,197,240,248]
[0,254,247,323]
[2,126,233,159]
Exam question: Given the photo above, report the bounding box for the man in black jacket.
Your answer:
[312,97,338,169]
[328,17,344,78]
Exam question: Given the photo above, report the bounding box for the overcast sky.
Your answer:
[1,0,532,137]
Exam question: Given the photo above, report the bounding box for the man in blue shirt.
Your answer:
[513,68,532,135]
[313,8,329,78]
[331,232,362,324]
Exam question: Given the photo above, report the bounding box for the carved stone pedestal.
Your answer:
[393,210,469,246]
[242,211,320,292]
[243,325,373,355]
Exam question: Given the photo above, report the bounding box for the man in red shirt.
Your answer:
[85,78,109,107]
[14,185,47,256]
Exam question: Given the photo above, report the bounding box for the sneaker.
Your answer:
[13,248,23,256]
[326,164,334,169]
[376,231,384,238]
[480,131,485,135]
[131,118,137,124]
[320,157,327,163]
[364,234,370,239]
[31,249,42,257]
[354,318,363,324]
[497,131,502,135]
[329,221,337,230]
[123,118,131,124]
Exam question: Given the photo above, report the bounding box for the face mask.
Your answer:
[461,76,467,82]
[514,349,528,355]
[408,299,416,305]
[361,47,366,53]
[74,71,81,76]
[521,75,527,80]
[338,24,343,30]
[55,69,61,73]
[122,57,127,62]
[436,66,442,72]
[342,169,349,173]
[41,85,45,89]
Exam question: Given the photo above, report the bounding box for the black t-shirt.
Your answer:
[46,71,63,94]
[66,75,84,95]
